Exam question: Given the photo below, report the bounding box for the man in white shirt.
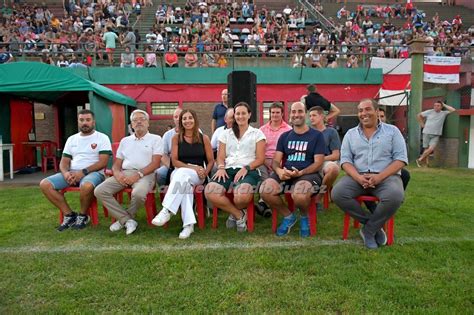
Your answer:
[40,109,112,231]
[156,107,182,186]
[211,107,234,153]
[95,110,163,235]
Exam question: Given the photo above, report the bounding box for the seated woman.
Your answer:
[165,47,179,67]
[152,110,214,239]
[205,102,266,232]
[184,47,199,68]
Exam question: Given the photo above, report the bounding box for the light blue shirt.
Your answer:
[340,122,408,174]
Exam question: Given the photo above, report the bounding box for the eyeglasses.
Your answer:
[132,117,147,122]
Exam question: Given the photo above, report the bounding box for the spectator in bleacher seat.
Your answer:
[217,54,228,68]
[184,46,199,68]
[201,44,218,67]
[152,109,214,239]
[0,45,13,64]
[56,53,69,67]
[145,46,157,67]
[205,102,266,233]
[103,26,118,66]
[259,102,325,237]
[291,49,305,68]
[121,27,136,52]
[120,45,135,68]
[164,46,179,67]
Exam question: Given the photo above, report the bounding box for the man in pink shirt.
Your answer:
[257,102,292,216]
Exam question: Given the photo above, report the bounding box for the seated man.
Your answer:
[309,106,341,209]
[332,99,407,249]
[211,107,234,160]
[40,109,112,231]
[257,102,292,216]
[156,107,182,186]
[94,109,162,235]
[260,102,325,237]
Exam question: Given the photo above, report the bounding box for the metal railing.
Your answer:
[297,0,336,33]
[1,41,472,68]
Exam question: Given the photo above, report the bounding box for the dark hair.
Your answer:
[378,107,386,114]
[232,102,251,139]
[78,109,95,118]
[178,109,201,144]
[307,84,316,92]
[359,98,378,111]
[308,106,324,115]
[269,101,284,114]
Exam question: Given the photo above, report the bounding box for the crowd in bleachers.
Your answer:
[0,0,472,67]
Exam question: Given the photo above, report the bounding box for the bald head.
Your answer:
[173,107,183,128]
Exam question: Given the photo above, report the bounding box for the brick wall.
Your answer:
[34,103,55,141]
[432,138,459,167]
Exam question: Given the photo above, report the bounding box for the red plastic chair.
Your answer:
[41,141,59,173]
[212,192,256,232]
[342,196,395,246]
[323,186,332,210]
[59,187,102,226]
[159,184,206,229]
[272,192,318,236]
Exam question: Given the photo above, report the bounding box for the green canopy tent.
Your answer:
[0,62,136,142]
[0,62,137,171]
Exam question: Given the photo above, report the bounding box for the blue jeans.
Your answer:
[44,172,105,190]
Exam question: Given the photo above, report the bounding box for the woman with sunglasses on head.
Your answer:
[205,102,266,232]
[152,109,214,239]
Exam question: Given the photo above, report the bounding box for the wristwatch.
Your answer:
[137,170,144,178]
[245,165,251,171]
[82,168,89,176]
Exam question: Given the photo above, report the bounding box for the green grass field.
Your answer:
[0,167,473,313]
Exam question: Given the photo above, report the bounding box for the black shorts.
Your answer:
[269,172,322,195]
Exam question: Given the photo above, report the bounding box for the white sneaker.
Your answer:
[152,208,171,226]
[125,219,138,235]
[225,214,237,229]
[109,221,123,232]
[236,209,247,232]
[178,224,194,239]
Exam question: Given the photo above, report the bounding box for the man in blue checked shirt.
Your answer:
[332,99,408,249]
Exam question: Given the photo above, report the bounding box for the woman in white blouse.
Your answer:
[205,102,266,232]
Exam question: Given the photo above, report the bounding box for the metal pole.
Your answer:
[407,38,429,163]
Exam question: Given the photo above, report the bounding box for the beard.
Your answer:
[80,125,93,134]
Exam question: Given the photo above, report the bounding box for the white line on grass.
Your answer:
[0,236,472,254]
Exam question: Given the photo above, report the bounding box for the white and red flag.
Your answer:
[423,56,461,84]
[371,57,411,106]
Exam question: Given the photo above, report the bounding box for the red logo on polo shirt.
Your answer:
[91,143,97,149]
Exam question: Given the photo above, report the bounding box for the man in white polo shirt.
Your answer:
[40,109,112,231]
[95,109,163,235]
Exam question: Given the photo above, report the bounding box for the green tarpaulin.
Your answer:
[0,62,136,106]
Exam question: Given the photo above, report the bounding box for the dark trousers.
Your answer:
[332,175,404,234]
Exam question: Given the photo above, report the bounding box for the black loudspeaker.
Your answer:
[227,71,257,122]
